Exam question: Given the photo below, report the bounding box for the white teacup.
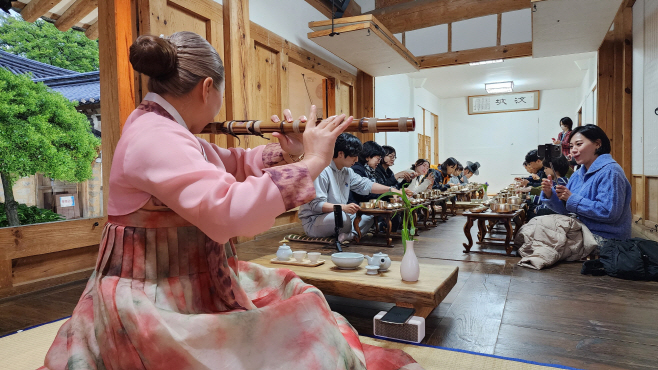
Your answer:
[307,252,321,263]
[292,251,307,262]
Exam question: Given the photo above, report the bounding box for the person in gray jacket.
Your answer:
[299,133,404,242]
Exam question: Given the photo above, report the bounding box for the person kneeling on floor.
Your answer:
[299,133,404,242]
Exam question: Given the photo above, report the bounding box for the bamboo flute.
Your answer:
[201,117,415,136]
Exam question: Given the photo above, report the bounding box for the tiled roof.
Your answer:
[0,50,100,105]
[33,71,100,105]
[0,50,77,78]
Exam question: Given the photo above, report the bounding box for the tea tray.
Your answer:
[270,257,325,267]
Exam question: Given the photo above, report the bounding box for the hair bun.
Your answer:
[129,35,177,78]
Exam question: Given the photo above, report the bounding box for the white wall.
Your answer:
[414,86,441,163]
[248,0,357,75]
[374,74,416,173]
[355,0,375,13]
[438,88,580,193]
[577,56,598,126]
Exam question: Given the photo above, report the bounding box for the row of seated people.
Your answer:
[403,158,481,194]
[516,124,632,245]
[298,133,480,242]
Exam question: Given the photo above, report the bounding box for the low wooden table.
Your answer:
[353,208,396,247]
[250,255,459,318]
[444,194,457,216]
[462,208,526,255]
[434,196,449,221]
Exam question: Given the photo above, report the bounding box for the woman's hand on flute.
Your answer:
[300,105,353,179]
[271,109,305,157]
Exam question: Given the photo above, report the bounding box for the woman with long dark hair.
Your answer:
[407,159,434,193]
[430,157,458,191]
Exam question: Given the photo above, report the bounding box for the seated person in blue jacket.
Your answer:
[540,124,632,243]
[299,133,404,242]
[528,155,571,219]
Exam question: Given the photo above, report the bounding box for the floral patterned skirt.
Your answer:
[39,209,422,370]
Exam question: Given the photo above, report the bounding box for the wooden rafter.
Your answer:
[304,0,361,19]
[376,0,413,8]
[55,0,97,31]
[368,0,530,34]
[418,42,532,69]
[84,19,98,39]
[12,1,97,38]
[496,13,502,46]
[447,23,452,52]
[19,0,63,23]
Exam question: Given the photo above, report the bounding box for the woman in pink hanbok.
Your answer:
[40,32,422,370]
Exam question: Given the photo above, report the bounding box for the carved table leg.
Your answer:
[504,217,514,255]
[385,215,393,247]
[441,199,448,221]
[513,214,523,239]
[477,218,486,243]
[353,211,363,243]
[451,197,457,216]
[463,215,474,252]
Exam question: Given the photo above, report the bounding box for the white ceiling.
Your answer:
[532,0,623,58]
[407,52,596,99]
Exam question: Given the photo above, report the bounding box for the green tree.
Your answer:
[0,67,100,226]
[0,13,99,73]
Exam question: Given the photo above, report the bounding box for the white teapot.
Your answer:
[365,252,392,272]
[276,243,292,261]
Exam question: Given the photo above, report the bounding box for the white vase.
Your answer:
[483,192,489,201]
[400,241,420,282]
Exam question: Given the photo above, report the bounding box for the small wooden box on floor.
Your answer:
[250,255,458,318]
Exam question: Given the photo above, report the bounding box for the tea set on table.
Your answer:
[330,252,391,275]
[276,242,321,264]
[276,242,391,275]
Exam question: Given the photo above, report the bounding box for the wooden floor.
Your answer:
[2,215,658,369]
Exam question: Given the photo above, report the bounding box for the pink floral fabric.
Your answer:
[40,209,422,370]
[39,100,422,370]
[137,100,175,121]
[262,143,286,168]
[264,162,317,210]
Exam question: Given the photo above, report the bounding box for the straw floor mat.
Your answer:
[0,319,576,370]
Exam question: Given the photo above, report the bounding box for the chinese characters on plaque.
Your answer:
[468,91,540,115]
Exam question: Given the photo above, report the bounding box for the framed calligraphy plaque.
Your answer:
[468,91,540,115]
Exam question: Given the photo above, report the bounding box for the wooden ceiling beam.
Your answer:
[418,42,532,69]
[55,0,98,31]
[19,0,64,23]
[84,19,98,39]
[368,0,530,34]
[12,1,94,31]
[304,0,361,19]
[375,0,413,8]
